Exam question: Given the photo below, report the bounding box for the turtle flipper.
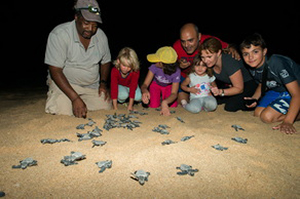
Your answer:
[177,171,188,175]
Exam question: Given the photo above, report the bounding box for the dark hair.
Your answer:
[240,33,267,50]
[192,54,213,77]
[163,62,178,75]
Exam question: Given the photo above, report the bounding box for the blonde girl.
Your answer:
[111,47,141,111]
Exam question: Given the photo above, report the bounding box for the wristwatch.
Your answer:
[220,89,225,97]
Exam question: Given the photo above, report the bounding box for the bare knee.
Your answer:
[260,110,276,123]
[254,107,264,117]
[178,92,189,105]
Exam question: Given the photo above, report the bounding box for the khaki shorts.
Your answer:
[45,79,112,116]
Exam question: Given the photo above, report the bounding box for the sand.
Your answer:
[0,88,299,198]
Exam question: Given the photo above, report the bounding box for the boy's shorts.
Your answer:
[257,90,291,115]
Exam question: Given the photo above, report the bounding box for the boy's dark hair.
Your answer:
[240,33,267,50]
[163,62,178,75]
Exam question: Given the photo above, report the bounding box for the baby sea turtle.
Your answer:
[95,160,112,173]
[92,140,107,148]
[12,157,38,169]
[161,139,177,145]
[158,124,170,129]
[89,126,102,137]
[176,164,198,176]
[176,117,185,123]
[76,132,93,141]
[76,118,96,129]
[86,118,96,126]
[131,170,150,185]
[231,137,248,144]
[60,151,86,166]
[129,110,148,115]
[181,135,194,141]
[77,126,102,141]
[212,144,228,151]
[231,125,245,131]
[152,127,169,135]
[76,124,86,130]
[103,113,141,131]
[155,108,175,114]
[40,138,71,144]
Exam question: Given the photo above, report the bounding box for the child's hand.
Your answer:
[127,105,136,112]
[142,91,150,104]
[189,86,199,94]
[160,101,170,116]
[160,107,171,116]
[272,122,297,134]
[211,87,219,96]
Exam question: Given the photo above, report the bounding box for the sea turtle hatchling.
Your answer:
[176,164,199,176]
[76,124,86,129]
[176,117,185,123]
[152,127,169,135]
[131,170,150,185]
[231,137,248,144]
[212,144,228,151]
[40,138,71,144]
[158,124,170,129]
[231,124,245,131]
[161,139,177,145]
[92,140,107,148]
[12,157,38,169]
[181,135,195,141]
[76,118,96,129]
[95,160,112,173]
[60,151,86,166]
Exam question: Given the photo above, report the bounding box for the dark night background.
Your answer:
[1,1,299,91]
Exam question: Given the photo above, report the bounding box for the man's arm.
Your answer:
[99,62,111,101]
[49,65,87,118]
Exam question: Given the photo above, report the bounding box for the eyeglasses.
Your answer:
[76,5,100,15]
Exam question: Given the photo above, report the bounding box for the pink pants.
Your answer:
[149,81,178,108]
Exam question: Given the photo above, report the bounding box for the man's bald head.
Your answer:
[180,23,199,36]
[180,23,201,55]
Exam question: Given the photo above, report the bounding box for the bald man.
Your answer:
[173,23,240,105]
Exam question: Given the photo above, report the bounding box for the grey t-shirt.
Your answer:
[45,20,111,89]
[214,53,253,84]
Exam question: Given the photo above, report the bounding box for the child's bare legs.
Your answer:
[178,91,189,106]
[258,107,285,123]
